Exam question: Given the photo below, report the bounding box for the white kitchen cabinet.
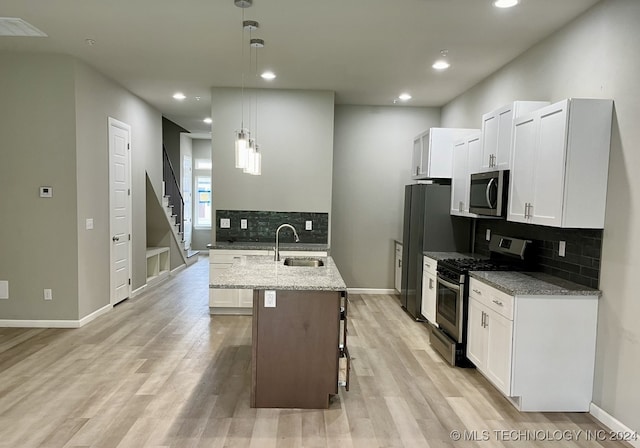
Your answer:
[420,256,438,324]
[466,277,599,412]
[450,132,481,216]
[478,101,549,172]
[394,241,403,293]
[508,98,613,228]
[412,128,478,179]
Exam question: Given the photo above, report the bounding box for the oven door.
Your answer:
[435,274,464,343]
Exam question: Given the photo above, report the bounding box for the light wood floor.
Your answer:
[0,256,631,448]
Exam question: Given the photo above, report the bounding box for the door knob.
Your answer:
[112,236,120,242]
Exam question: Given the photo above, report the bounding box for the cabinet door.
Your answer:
[508,116,537,223]
[484,309,514,396]
[238,289,254,308]
[421,271,437,323]
[530,102,569,227]
[412,137,422,178]
[450,140,468,215]
[468,131,483,174]
[210,263,239,307]
[481,113,499,170]
[466,298,486,369]
[421,132,432,177]
[495,107,515,170]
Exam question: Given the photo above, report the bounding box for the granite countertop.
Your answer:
[209,255,346,291]
[207,242,330,251]
[470,271,601,297]
[423,251,479,261]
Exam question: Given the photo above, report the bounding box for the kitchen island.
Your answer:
[209,255,349,409]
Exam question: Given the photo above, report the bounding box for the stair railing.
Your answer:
[162,146,184,236]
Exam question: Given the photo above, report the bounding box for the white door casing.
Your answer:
[182,154,192,250]
[108,118,132,305]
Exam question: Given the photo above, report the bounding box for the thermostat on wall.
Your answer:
[39,186,53,198]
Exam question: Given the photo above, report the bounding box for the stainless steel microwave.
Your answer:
[469,170,509,217]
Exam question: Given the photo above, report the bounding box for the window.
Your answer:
[195,175,211,228]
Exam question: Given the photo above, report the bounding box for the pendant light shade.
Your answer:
[243,138,256,174]
[235,129,250,169]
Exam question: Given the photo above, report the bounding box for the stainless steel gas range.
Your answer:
[429,235,530,367]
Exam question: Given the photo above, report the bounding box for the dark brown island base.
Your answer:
[209,254,349,409]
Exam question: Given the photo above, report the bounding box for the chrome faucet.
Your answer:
[274,223,300,261]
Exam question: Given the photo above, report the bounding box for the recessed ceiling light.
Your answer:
[432,60,450,70]
[493,0,519,8]
[398,93,412,101]
[261,71,276,80]
[173,92,186,100]
[203,117,213,124]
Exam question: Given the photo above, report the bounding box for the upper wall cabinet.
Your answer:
[412,128,478,179]
[508,98,613,228]
[451,131,481,217]
[478,101,549,173]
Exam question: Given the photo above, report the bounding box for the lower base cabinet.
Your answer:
[251,289,349,409]
[467,277,598,412]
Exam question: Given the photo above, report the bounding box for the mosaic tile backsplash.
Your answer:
[474,220,603,289]
[216,210,329,244]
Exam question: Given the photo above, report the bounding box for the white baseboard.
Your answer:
[590,403,640,448]
[347,288,397,295]
[131,284,147,298]
[0,303,112,328]
[171,264,186,275]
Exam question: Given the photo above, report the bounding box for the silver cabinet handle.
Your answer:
[481,311,485,327]
[398,259,401,268]
[473,288,482,295]
[492,299,504,307]
[429,278,434,290]
[528,203,533,218]
[416,166,420,176]
[484,312,489,328]
[112,236,120,242]
[459,201,463,212]
[424,263,431,270]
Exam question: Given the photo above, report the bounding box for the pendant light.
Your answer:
[233,2,254,169]
[244,37,264,175]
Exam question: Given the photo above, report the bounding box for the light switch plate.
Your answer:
[559,241,566,257]
[44,289,53,301]
[305,220,313,231]
[240,219,248,229]
[220,218,230,229]
[0,281,8,299]
[265,290,276,308]
[86,218,94,230]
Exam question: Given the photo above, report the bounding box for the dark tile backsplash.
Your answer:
[216,210,329,244]
[473,220,603,289]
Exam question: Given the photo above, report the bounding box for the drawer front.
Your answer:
[469,278,514,320]
[423,256,437,276]
[211,254,246,264]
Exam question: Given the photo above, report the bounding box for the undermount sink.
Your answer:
[283,257,325,267]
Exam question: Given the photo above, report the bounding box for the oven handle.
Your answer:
[486,178,496,208]
[437,275,461,292]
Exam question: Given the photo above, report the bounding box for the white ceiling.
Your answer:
[0,0,600,133]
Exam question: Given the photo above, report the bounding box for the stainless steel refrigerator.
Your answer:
[401,183,470,319]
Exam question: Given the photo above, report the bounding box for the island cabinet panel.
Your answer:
[251,290,341,409]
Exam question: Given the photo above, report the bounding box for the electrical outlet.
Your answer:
[220,218,230,229]
[265,290,276,308]
[305,220,313,231]
[44,289,53,301]
[486,229,491,241]
[86,218,94,230]
[559,241,566,257]
[0,281,8,299]
[240,219,248,229]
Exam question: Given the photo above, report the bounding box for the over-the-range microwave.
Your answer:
[469,170,509,217]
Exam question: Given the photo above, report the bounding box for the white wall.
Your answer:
[441,0,640,434]
[0,53,79,320]
[332,105,440,288]
[211,88,335,241]
[74,60,163,316]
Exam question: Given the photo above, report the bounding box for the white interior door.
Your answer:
[108,118,132,305]
[182,154,192,250]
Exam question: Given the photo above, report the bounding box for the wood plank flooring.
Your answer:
[0,256,632,448]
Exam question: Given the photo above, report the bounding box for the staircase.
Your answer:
[162,147,199,266]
